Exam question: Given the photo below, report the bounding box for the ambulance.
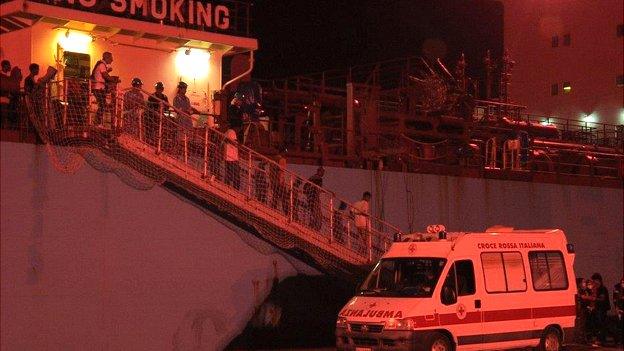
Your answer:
[336,225,577,351]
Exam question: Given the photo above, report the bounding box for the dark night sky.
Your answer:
[249,0,504,80]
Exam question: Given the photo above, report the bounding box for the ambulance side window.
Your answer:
[481,252,527,293]
[441,260,475,305]
[456,260,476,295]
[441,265,457,305]
[529,251,569,291]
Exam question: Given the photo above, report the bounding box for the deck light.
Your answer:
[58,30,92,54]
[581,113,597,123]
[176,48,210,80]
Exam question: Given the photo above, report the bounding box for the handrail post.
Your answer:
[329,197,334,243]
[44,84,50,128]
[184,133,188,164]
[118,96,124,130]
[247,151,252,198]
[157,103,163,154]
[87,84,92,126]
[139,111,144,142]
[289,177,294,222]
[62,81,68,127]
[112,94,118,129]
[203,126,209,178]
[346,220,351,250]
[368,231,373,262]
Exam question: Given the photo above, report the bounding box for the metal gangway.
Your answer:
[24,78,403,278]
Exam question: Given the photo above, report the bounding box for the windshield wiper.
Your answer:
[359,288,387,296]
[359,289,376,295]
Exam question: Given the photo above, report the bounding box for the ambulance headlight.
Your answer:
[384,317,416,330]
[336,317,348,329]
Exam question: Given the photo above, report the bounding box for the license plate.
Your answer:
[355,348,372,351]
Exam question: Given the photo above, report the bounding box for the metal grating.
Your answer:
[350,323,384,333]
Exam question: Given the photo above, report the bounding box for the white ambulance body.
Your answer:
[336,226,577,351]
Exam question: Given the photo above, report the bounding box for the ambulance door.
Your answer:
[437,260,482,351]
[480,251,531,350]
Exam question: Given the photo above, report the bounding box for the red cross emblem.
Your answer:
[456,303,467,320]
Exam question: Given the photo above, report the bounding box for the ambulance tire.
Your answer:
[536,327,561,351]
[425,332,453,351]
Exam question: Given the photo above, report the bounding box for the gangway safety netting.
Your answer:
[24,78,403,276]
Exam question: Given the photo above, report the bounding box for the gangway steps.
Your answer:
[24,79,401,278]
[107,134,375,276]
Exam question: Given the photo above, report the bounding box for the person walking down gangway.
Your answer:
[351,191,371,252]
[253,161,269,204]
[172,81,200,154]
[304,166,325,230]
[145,81,169,147]
[228,92,245,140]
[223,128,240,190]
[122,78,145,137]
[269,151,290,216]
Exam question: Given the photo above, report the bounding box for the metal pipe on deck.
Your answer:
[222,51,255,91]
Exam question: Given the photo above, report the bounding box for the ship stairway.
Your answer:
[24,79,403,279]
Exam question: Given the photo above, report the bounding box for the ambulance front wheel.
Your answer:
[425,332,453,351]
[537,327,561,351]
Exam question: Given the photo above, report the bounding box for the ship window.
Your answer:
[563,33,571,46]
[551,35,559,47]
[562,82,572,93]
[618,24,623,37]
[617,75,623,87]
[529,251,569,291]
[551,83,559,96]
[481,252,526,293]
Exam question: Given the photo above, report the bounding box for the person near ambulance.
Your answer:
[91,52,114,126]
[614,276,624,345]
[581,273,610,347]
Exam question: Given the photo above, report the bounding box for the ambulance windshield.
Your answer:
[359,258,447,297]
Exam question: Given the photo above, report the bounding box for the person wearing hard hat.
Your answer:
[122,77,145,136]
[145,81,169,146]
[172,81,200,149]
[173,81,199,116]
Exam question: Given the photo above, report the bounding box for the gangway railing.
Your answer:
[24,78,403,276]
